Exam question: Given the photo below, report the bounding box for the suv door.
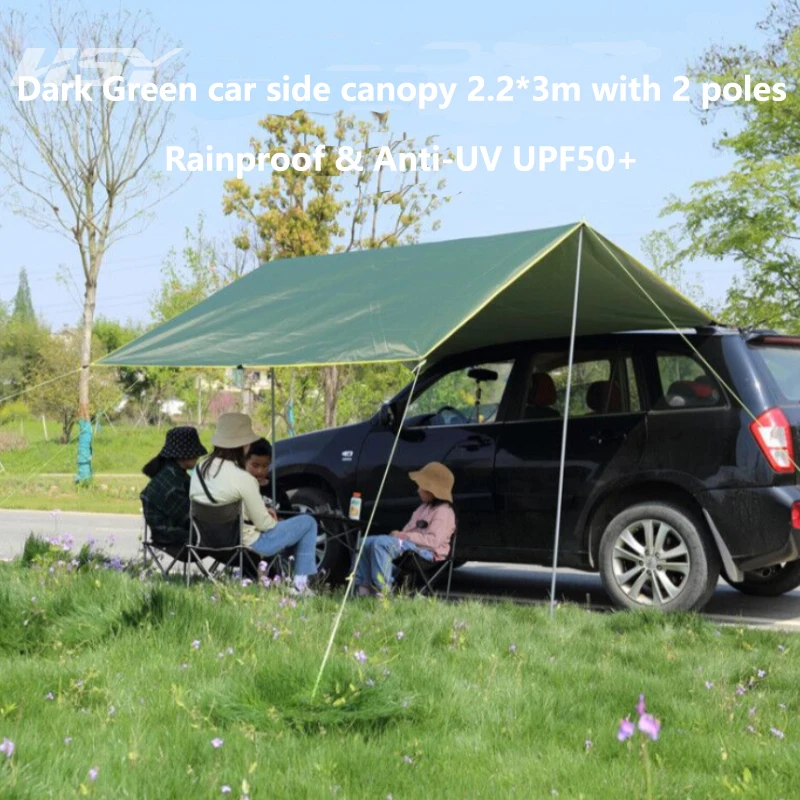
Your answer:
[355,358,517,552]
[494,344,647,564]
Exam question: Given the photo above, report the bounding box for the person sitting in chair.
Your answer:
[189,413,318,595]
[353,462,456,596]
[141,427,208,547]
[244,437,294,514]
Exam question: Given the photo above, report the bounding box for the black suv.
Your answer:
[276,327,800,611]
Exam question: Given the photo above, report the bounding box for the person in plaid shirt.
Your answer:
[141,427,208,546]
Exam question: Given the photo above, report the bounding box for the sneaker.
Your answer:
[287,584,316,597]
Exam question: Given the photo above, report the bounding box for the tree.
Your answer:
[0,5,186,428]
[0,307,48,399]
[640,228,716,314]
[148,217,232,425]
[30,328,119,442]
[661,2,800,332]
[11,267,34,322]
[223,109,451,427]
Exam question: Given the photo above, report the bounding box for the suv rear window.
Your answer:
[654,352,724,410]
[749,344,800,402]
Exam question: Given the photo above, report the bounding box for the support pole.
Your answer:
[549,226,584,618]
[270,367,277,508]
[313,360,425,698]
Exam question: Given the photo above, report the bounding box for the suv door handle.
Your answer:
[458,434,493,451]
[589,430,628,446]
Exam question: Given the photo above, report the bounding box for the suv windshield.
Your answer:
[750,344,800,401]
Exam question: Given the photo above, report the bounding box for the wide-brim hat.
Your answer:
[409,462,454,503]
[159,426,208,460]
[211,413,260,449]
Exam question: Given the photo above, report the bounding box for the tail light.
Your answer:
[750,408,795,473]
[793,502,800,530]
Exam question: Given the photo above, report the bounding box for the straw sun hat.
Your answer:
[211,413,261,449]
[409,462,455,503]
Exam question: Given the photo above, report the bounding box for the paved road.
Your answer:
[2,510,799,631]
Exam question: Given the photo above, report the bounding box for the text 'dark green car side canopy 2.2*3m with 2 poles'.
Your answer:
[99,222,713,370]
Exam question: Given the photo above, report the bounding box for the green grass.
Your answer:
[0,421,204,475]
[0,421,202,513]
[0,543,797,798]
[0,475,144,514]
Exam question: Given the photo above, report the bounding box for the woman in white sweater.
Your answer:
[190,413,318,594]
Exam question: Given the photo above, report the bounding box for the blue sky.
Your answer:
[0,0,768,328]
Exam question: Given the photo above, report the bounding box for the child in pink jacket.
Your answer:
[354,462,456,596]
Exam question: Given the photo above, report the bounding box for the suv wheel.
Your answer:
[598,502,720,612]
[725,561,800,597]
[289,486,350,585]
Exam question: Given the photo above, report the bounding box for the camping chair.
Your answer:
[393,528,459,600]
[140,497,191,579]
[187,499,282,585]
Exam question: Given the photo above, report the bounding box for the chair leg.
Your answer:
[445,560,455,601]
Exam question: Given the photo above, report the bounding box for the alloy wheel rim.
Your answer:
[611,518,691,606]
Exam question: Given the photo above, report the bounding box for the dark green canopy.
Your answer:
[100,222,712,368]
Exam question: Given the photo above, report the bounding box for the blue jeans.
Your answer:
[249,515,318,576]
[354,535,433,591]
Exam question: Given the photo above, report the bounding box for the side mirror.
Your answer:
[377,402,396,430]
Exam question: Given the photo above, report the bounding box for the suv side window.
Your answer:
[654,352,724,410]
[517,351,641,420]
[408,361,514,426]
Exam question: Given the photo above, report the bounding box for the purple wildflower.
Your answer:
[403,755,413,764]
[757,669,767,679]
[636,694,646,715]
[584,739,593,751]
[366,679,376,687]
[617,719,635,742]
[241,579,253,588]
[736,686,746,696]
[354,650,367,664]
[45,692,54,700]
[383,668,391,677]
[638,713,661,741]
[746,725,756,734]
[509,643,517,653]
[226,647,234,655]
[221,787,232,794]
[211,738,224,749]
[191,640,201,649]
[88,767,99,781]
[771,727,785,740]
[396,631,405,641]
[705,681,714,690]
[0,739,14,758]
[64,737,72,745]
[258,561,268,573]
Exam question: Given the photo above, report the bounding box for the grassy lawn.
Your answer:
[0,475,144,514]
[0,542,797,798]
[0,421,211,475]
[0,422,204,513]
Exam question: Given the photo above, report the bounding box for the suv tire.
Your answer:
[725,561,800,597]
[289,486,350,585]
[599,501,720,612]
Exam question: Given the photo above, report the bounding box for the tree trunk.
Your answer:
[322,365,339,428]
[78,279,98,420]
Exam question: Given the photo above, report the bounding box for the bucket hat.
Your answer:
[159,427,208,460]
[211,413,260,449]
[409,462,454,503]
